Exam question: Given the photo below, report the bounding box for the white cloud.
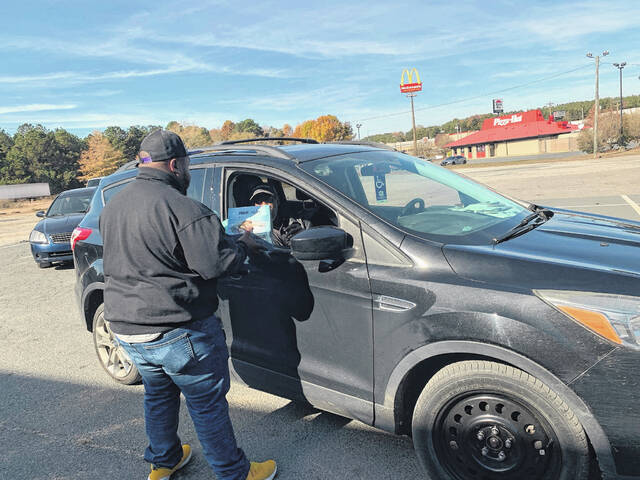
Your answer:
[0,104,77,114]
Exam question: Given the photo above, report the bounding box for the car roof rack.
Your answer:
[194,144,297,161]
[219,137,318,145]
[329,140,397,151]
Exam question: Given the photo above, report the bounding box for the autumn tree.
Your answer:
[220,120,235,141]
[165,122,212,148]
[282,124,292,137]
[228,131,256,141]
[209,128,223,143]
[293,115,353,142]
[78,131,125,181]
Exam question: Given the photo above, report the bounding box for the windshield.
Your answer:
[46,192,93,216]
[302,151,530,244]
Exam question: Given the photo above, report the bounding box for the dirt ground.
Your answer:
[0,197,54,246]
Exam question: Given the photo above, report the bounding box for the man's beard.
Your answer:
[175,167,191,195]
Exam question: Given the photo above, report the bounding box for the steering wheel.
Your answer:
[400,197,425,216]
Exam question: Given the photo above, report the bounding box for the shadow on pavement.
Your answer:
[0,371,419,479]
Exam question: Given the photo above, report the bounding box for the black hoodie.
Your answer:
[100,167,248,335]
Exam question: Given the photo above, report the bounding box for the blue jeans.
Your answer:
[117,316,250,480]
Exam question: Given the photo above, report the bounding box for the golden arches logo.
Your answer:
[400,68,421,85]
[400,68,422,93]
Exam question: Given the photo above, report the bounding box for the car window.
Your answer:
[186,168,206,203]
[355,163,460,208]
[46,192,93,216]
[102,181,130,204]
[224,170,338,246]
[303,151,530,245]
[102,167,207,205]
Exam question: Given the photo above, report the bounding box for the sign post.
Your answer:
[492,99,504,114]
[400,68,422,155]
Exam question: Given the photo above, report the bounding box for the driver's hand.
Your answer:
[284,221,303,241]
[239,220,254,233]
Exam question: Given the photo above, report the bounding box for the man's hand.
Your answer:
[237,230,261,252]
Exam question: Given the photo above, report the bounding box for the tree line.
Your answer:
[0,115,353,194]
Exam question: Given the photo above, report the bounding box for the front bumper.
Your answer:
[570,348,640,477]
[30,241,73,264]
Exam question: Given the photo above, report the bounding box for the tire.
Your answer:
[38,261,51,268]
[412,360,589,480]
[92,303,141,385]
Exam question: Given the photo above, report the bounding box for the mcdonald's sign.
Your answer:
[400,68,422,93]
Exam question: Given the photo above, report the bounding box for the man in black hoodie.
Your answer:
[100,130,277,480]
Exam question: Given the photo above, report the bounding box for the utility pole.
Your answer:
[356,123,362,140]
[546,102,554,119]
[407,93,418,155]
[613,62,626,141]
[586,51,609,158]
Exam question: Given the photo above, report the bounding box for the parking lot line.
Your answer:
[621,195,640,217]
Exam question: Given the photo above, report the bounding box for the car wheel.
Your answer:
[412,360,589,480]
[92,303,141,385]
[38,261,51,268]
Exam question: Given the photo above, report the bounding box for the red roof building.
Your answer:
[444,110,580,159]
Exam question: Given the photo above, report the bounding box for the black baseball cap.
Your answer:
[249,185,276,202]
[138,129,188,164]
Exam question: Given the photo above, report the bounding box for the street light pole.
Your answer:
[587,51,609,158]
[613,62,626,140]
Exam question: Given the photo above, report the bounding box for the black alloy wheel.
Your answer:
[92,303,141,385]
[412,361,590,480]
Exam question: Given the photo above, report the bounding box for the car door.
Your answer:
[212,165,375,424]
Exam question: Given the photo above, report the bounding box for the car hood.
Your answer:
[442,210,640,294]
[36,213,86,235]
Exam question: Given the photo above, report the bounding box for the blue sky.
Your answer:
[2,0,640,138]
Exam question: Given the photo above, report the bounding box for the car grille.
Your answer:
[49,250,72,258]
[50,232,72,244]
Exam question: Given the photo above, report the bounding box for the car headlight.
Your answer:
[535,290,640,349]
[29,230,48,244]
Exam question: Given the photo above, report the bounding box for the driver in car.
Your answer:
[247,184,304,248]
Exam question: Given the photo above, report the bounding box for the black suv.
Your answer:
[73,140,640,480]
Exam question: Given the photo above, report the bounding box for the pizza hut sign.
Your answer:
[493,114,523,127]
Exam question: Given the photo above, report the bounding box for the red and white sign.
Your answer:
[400,82,422,93]
[493,114,523,127]
[400,68,422,93]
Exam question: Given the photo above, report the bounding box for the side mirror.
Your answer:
[290,226,353,261]
[36,211,46,218]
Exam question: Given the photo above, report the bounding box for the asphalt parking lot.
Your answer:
[0,245,419,480]
[1,155,639,479]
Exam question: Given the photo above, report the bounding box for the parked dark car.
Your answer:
[441,155,467,166]
[73,140,640,480]
[29,186,96,267]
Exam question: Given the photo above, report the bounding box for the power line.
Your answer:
[354,64,593,123]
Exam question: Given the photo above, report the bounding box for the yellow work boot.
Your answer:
[246,459,277,480]
[148,444,192,480]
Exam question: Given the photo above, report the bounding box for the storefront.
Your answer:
[445,110,580,159]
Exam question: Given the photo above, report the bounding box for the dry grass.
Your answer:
[0,196,55,215]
